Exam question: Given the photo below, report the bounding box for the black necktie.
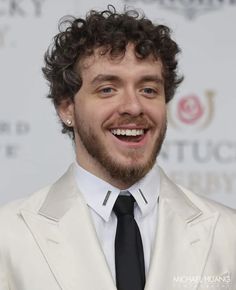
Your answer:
[113,195,145,290]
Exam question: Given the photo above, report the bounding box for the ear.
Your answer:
[56,99,75,127]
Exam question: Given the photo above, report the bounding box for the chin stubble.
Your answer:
[76,117,167,185]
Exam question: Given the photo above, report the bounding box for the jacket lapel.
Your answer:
[145,168,219,290]
[20,164,116,290]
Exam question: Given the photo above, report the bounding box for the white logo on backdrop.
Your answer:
[0,0,45,48]
[123,0,236,19]
[0,120,30,158]
[0,0,45,17]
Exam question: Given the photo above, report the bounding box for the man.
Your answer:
[0,5,235,290]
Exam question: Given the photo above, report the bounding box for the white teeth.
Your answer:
[111,129,144,136]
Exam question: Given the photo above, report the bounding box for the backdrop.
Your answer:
[1,0,236,208]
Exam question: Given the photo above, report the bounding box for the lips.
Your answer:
[111,128,144,136]
[110,128,148,144]
[106,116,152,145]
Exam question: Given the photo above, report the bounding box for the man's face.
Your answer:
[62,45,167,188]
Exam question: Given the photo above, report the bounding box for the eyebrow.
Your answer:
[91,74,164,85]
[139,75,164,85]
[91,74,121,85]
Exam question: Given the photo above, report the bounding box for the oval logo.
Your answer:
[177,95,204,124]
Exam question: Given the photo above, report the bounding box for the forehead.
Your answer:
[77,45,163,80]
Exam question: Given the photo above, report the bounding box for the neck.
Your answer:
[76,158,135,190]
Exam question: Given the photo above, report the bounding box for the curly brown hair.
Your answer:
[42,5,183,136]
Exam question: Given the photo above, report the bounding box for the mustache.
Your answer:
[108,115,154,128]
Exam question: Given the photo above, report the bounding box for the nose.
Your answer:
[118,89,143,116]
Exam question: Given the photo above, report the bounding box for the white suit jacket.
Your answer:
[0,164,236,290]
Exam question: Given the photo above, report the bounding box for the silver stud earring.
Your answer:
[66,119,72,126]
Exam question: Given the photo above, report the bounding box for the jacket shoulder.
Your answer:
[180,185,236,224]
[0,185,51,224]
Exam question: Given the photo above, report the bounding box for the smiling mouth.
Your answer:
[110,128,147,143]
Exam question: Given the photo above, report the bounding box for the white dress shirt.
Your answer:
[74,162,160,281]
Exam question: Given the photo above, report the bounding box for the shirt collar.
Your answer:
[74,162,160,222]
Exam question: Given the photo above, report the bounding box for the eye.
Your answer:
[143,88,156,94]
[96,85,118,98]
[101,87,113,94]
[141,87,158,98]
[97,86,116,98]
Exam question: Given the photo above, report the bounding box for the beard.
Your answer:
[75,115,167,186]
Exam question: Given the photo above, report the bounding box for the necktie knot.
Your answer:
[113,195,135,217]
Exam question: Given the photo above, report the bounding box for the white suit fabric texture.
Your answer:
[0,164,236,290]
